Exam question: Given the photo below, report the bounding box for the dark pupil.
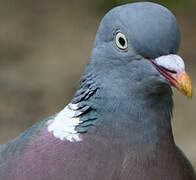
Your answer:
[119,37,125,47]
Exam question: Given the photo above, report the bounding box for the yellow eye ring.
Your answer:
[115,32,128,50]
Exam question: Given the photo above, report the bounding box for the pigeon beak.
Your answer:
[175,71,192,98]
[149,55,193,98]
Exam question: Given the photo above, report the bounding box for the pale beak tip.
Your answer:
[177,72,193,99]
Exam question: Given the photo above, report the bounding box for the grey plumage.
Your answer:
[0,2,195,180]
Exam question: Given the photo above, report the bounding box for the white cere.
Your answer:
[154,54,185,72]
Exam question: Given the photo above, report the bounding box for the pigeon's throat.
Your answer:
[69,68,174,144]
[89,94,174,146]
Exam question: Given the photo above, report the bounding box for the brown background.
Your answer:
[0,0,195,168]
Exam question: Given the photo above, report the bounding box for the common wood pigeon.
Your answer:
[0,2,195,180]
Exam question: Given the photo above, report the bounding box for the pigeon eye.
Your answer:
[115,32,128,50]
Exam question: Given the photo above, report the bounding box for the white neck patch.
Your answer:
[47,103,82,142]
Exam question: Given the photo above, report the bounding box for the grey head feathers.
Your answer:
[72,2,179,134]
[86,2,180,99]
[93,2,180,59]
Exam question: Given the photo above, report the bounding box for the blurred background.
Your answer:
[0,0,195,168]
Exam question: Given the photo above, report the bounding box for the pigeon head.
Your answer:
[89,2,192,98]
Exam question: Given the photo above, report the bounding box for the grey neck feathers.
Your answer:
[72,61,174,145]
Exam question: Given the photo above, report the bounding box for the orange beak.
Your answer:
[175,71,192,98]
